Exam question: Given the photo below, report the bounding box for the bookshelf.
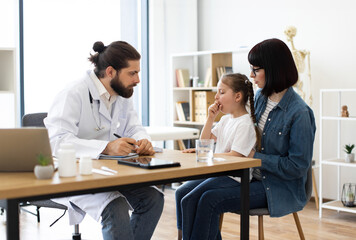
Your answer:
[319,89,356,217]
[171,48,250,143]
[0,48,17,127]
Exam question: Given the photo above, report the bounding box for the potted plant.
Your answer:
[344,144,355,163]
[34,153,54,179]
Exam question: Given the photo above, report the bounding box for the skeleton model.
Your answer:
[284,26,313,106]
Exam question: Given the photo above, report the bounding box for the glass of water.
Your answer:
[195,139,214,162]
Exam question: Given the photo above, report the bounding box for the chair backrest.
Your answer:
[22,113,48,127]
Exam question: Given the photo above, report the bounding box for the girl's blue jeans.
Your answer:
[175,176,267,240]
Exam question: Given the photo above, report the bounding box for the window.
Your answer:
[21,0,148,124]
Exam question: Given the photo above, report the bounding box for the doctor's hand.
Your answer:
[136,139,155,156]
[102,137,137,156]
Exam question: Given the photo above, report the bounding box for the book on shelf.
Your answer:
[204,67,212,87]
[176,139,195,150]
[216,66,233,80]
[175,69,190,87]
[176,101,190,121]
[181,102,190,121]
[183,139,195,148]
[194,91,223,123]
[225,66,233,74]
[176,102,185,121]
[177,140,186,150]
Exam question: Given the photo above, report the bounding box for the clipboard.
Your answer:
[117,157,181,169]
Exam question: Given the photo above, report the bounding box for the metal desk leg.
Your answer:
[7,199,20,240]
[240,168,250,240]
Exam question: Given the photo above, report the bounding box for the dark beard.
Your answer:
[110,74,134,98]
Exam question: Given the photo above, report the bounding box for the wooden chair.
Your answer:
[219,167,312,240]
[311,160,319,210]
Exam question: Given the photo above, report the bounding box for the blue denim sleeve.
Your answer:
[254,108,316,180]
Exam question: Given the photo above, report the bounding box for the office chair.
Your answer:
[22,112,81,240]
[219,167,312,240]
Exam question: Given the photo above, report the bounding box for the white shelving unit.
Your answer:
[0,48,17,128]
[173,86,217,126]
[171,48,250,129]
[319,89,356,217]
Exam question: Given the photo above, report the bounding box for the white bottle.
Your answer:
[79,156,92,175]
[57,143,77,177]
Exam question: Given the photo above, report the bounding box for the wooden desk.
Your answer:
[0,150,260,240]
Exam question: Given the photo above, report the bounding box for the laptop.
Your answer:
[117,157,181,169]
[0,128,53,172]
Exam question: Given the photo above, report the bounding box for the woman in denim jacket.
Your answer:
[176,38,316,240]
[248,38,316,218]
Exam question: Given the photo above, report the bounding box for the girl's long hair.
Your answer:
[221,73,261,151]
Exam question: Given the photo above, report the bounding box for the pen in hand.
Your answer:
[113,133,135,146]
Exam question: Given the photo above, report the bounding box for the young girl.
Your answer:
[176,73,260,240]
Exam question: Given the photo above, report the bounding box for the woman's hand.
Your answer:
[207,102,221,120]
[182,148,196,153]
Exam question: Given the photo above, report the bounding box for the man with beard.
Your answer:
[44,41,164,240]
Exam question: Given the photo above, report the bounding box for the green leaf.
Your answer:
[344,144,355,154]
[37,153,51,166]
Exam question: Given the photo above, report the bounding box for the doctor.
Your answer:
[45,40,164,240]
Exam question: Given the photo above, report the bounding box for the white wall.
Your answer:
[23,0,122,115]
[0,0,17,48]
[149,0,198,128]
[197,0,356,199]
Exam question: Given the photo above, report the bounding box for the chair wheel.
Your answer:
[72,233,81,240]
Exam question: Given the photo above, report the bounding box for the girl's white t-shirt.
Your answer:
[212,114,256,156]
[211,113,256,182]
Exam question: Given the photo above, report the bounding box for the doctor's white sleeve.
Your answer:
[44,87,108,159]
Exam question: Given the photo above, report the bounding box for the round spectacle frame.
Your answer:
[250,66,263,77]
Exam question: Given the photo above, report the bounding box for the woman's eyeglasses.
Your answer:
[250,66,262,77]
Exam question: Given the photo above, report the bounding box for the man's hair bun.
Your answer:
[93,41,106,53]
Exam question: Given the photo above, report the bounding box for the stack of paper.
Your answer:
[99,152,139,160]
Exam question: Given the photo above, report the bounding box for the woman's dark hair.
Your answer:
[248,38,298,97]
[88,41,141,78]
[221,73,261,151]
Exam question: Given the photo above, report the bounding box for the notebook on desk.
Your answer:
[0,128,53,172]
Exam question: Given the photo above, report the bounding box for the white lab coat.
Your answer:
[44,70,151,225]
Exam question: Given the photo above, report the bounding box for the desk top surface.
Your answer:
[0,150,260,199]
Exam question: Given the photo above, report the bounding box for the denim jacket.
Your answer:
[253,87,316,217]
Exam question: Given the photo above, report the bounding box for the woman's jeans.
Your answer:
[101,187,164,240]
[175,177,267,240]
